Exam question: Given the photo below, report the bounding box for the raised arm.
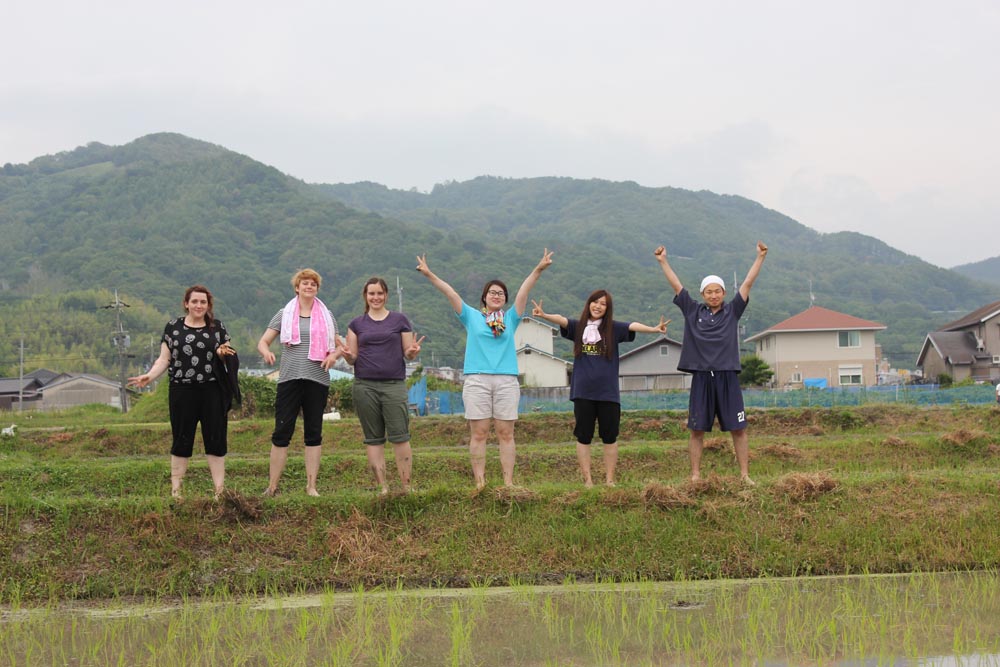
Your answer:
[531,298,568,329]
[738,241,768,302]
[628,316,671,335]
[416,254,463,314]
[513,248,554,316]
[654,246,684,295]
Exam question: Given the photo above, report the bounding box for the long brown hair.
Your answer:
[183,284,215,329]
[574,289,615,360]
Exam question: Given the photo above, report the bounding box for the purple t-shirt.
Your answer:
[561,319,635,403]
[348,311,413,381]
[673,288,747,372]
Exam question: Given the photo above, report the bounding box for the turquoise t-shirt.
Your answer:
[457,302,522,375]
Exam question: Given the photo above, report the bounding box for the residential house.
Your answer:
[0,369,122,411]
[0,377,43,411]
[916,300,1000,383]
[41,374,122,411]
[618,336,687,390]
[514,316,572,387]
[745,306,886,388]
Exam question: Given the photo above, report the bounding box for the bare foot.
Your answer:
[262,487,277,498]
[171,487,183,500]
[306,487,320,497]
[741,476,756,486]
[213,488,224,501]
[605,481,616,488]
[379,487,389,496]
[583,479,594,489]
[690,474,701,483]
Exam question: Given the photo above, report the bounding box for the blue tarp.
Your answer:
[803,378,828,389]
[407,376,427,416]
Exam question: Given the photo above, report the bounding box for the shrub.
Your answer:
[238,374,277,417]
[329,378,355,414]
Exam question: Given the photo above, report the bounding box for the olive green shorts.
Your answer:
[352,379,411,445]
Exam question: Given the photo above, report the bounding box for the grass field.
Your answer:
[2,404,1000,603]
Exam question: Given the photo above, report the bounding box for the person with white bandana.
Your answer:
[655,241,768,485]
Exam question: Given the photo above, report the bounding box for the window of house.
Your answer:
[838,331,860,348]
[659,345,669,357]
[838,365,863,385]
[791,372,802,383]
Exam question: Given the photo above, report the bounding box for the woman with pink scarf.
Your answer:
[532,290,668,487]
[257,268,343,496]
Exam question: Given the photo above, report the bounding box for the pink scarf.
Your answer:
[279,297,337,362]
[582,318,603,345]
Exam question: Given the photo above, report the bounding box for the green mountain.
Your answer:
[1,133,996,378]
[315,177,998,369]
[952,257,1000,287]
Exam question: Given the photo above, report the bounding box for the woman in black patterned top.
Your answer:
[128,285,236,499]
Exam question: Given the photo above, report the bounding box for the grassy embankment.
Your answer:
[2,403,1000,603]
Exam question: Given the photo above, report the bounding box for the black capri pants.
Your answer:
[168,381,228,457]
[271,378,330,447]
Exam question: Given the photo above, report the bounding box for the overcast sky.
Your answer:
[3,0,997,267]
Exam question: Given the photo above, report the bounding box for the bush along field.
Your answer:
[2,403,1000,603]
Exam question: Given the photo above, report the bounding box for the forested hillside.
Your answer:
[1,133,996,378]
[317,177,999,369]
[952,256,1000,286]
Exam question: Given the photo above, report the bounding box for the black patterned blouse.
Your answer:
[161,318,231,385]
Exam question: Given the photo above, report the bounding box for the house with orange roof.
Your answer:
[745,306,886,388]
[916,300,1000,383]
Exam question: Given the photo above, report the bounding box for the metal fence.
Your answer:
[413,384,999,415]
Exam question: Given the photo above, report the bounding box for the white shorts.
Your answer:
[462,374,520,421]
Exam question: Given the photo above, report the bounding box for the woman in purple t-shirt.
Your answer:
[339,277,423,494]
[532,290,668,487]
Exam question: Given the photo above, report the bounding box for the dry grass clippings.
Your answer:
[640,482,697,510]
[772,472,839,502]
[326,507,386,567]
[758,443,804,460]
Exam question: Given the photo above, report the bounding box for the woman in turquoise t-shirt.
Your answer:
[416,249,553,489]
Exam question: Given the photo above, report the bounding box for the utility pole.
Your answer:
[396,275,404,313]
[17,337,25,412]
[103,290,132,413]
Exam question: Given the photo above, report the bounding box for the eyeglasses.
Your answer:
[486,290,505,297]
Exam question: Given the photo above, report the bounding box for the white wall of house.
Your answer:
[618,340,689,390]
[516,349,570,388]
[42,378,120,411]
[515,318,558,355]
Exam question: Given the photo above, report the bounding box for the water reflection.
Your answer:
[3,572,1000,665]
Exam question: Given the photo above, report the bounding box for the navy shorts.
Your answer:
[687,370,746,432]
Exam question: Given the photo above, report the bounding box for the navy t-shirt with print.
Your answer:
[560,319,635,403]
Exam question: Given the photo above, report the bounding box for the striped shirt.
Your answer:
[267,311,336,386]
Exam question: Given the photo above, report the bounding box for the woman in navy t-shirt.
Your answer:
[532,290,668,487]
